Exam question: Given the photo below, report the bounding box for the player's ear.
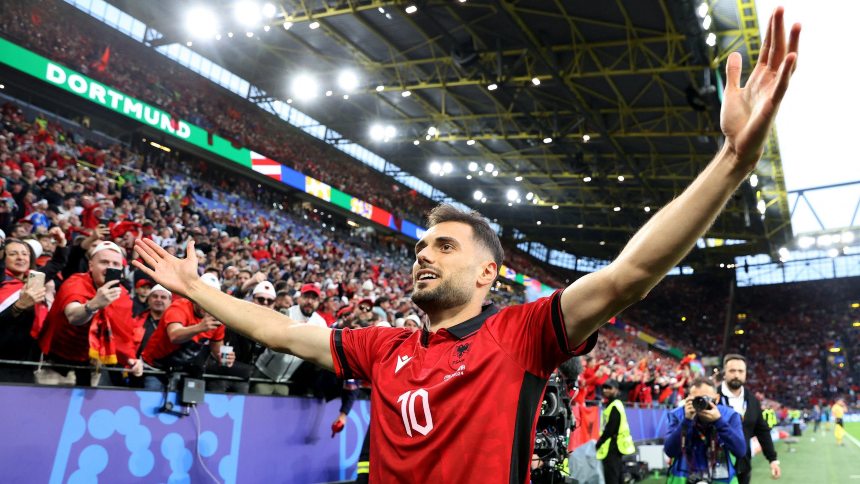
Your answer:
[477,259,497,287]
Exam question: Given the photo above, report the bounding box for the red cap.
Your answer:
[358,298,373,307]
[135,279,154,288]
[336,305,354,318]
[300,283,321,297]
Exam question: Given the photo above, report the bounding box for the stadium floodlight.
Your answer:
[466,175,472,180]
[309,21,320,30]
[552,204,559,210]
[749,173,759,187]
[376,85,385,92]
[543,137,552,144]
[613,206,621,212]
[582,134,590,142]
[481,197,487,203]
[484,163,494,172]
[466,139,476,145]
[467,162,478,172]
[427,126,438,136]
[618,175,625,182]
[370,124,395,142]
[506,189,518,202]
[531,77,541,86]
[702,15,712,30]
[338,70,359,92]
[706,33,717,46]
[185,6,219,38]
[487,83,498,91]
[841,231,855,244]
[697,3,709,18]
[429,161,442,175]
[283,22,293,30]
[514,176,523,182]
[291,73,320,100]
[405,5,418,14]
[383,125,396,142]
[827,248,840,258]
[644,206,651,213]
[234,1,262,27]
[756,199,766,214]
[583,176,592,183]
[442,162,453,174]
[526,192,533,200]
[413,140,420,146]
[473,190,483,201]
[492,170,499,177]
[262,2,277,18]
[797,236,815,249]
[778,247,790,259]
[401,90,411,97]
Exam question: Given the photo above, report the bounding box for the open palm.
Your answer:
[133,238,201,296]
[721,7,800,169]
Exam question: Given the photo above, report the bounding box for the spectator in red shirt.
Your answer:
[37,241,137,386]
[140,273,234,391]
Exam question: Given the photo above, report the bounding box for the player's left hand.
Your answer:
[721,7,800,170]
[770,460,782,479]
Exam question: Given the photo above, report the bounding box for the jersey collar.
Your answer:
[445,304,499,339]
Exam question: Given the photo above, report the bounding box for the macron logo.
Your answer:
[395,355,413,374]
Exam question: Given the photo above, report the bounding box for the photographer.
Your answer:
[664,377,746,483]
[596,380,636,484]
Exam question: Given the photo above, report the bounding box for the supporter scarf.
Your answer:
[0,269,48,335]
[44,272,132,365]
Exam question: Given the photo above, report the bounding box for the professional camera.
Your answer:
[531,358,580,484]
[686,473,713,484]
[692,395,713,411]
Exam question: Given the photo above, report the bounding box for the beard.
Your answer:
[300,304,316,317]
[727,378,744,390]
[411,274,472,313]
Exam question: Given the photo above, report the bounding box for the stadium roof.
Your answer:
[108,0,793,265]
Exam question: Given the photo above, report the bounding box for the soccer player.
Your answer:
[132,9,800,483]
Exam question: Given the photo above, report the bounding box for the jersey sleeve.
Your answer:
[487,289,597,378]
[329,326,393,382]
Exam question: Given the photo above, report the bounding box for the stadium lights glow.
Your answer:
[370,124,396,142]
[853,321,860,327]
[552,204,559,210]
[376,85,384,92]
[481,197,487,203]
[526,192,533,200]
[756,199,766,214]
[0,84,4,89]
[827,248,840,258]
[468,162,478,172]
[543,137,552,144]
[617,175,625,182]
[466,175,472,180]
[246,31,254,38]
[562,237,566,242]
[283,22,293,30]
[577,224,584,229]
[262,2,277,18]
[829,347,841,353]
[234,1,262,27]
[325,90,333,97]
[425,134,432,141]
[487,83,498,91]
[749,174,759,187]
[263,25,270,32]
[378,7,386,13]
[735,329,745,335]
[583,134,590,142]
[290,73,320,100]
[613,206,621,212]
[228,32,234,37]
[506,189,519,202]
[185,6,219,38]
[531,77,541,86]
[583,176,592,183]
[644,206,651,212]
[413,140,420,146]
[286,98,292,103]
[473,190,483,201]
[442,161,453,174]
[467,139,476,146]
[599,241,606,246]
[405,5,418,14]
[706,33,717,46]
[343,94,349,100]
[338,70,359,92]
[428,126,438,136]
[697,2,709,17]
[309,21,320,30]
[215,34,222,40]
[492,170,499,177]
[853,303,860,308]
[401,90,412,97]
[429,161,442,174]
[842,231,855,243]
[817,234,832,246]
[798,235,815,249]
[514,176,523,182]
[702,15,712,30]
[484,163,494,172]
[186,41,193,47]
[778,247,790,259]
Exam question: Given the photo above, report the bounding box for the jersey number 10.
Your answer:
[397,389,434,437]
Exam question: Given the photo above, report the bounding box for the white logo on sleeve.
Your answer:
[395,355,413,374]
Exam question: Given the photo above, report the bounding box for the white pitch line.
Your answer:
[845,430,860,451]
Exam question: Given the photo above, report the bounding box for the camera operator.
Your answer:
[717,354,780,483]
[596,380,636,484]
[665,377,746,483]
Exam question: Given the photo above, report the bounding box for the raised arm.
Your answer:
[560,7,800,347]
[132,238,334,371]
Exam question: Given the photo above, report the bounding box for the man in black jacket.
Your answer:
[718,354,781,483]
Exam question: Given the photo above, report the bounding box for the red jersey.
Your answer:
[330,291,596,483]
[141,298,224,364]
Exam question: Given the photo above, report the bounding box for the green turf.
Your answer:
[846,422,860,442]
[638,426,860,484]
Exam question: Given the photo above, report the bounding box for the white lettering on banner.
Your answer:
[159,114,176,134]
[106,89,123,110]
[123,97,143,119]
[41,63,192,140]
[45,63,66,84]
[67,74,87,94]
[88,83,106,104]
[143,106,159,125]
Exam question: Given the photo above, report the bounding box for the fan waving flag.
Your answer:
[251,151,283,181]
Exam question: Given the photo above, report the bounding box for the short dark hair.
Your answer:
[723,354,747,368]
[426,204,504,268]
[689,376,716,391]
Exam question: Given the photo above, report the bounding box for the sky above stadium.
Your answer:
[755,0,860,234]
